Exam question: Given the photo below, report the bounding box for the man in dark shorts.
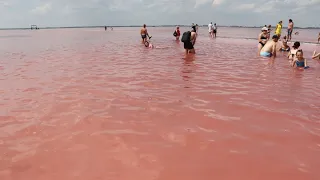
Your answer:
[213,23,217,37]
[140,24,150,44]
[183,29,196,54]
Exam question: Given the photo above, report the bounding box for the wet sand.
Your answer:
[0,27,320,180]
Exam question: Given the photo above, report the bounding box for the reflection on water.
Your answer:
[0,27,320,180]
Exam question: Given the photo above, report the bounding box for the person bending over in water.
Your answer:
[287,41,300,61]
[312,50,320,59]
[258,27,269,52]
[260,35,279,57]
[140,24,151,44]
[279,35,290,52]
[290,50,307,68]
[181,29,197,54]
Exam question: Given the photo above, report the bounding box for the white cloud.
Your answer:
[30,3,52,15]
[0,0,318,28]
[234,3,255,10]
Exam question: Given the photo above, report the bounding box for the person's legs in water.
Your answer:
[141,34,147,44]
[184,41,195,54]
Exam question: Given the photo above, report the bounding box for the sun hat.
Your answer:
[261,27,268,31]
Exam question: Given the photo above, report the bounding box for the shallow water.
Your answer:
[0,27,320,180]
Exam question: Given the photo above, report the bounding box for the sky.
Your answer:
[0,0,319,28]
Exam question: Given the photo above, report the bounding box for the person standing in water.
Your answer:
[208,22,213,38]
[140,24,151,44]
[287,19,294,41]
[275,21,283,39]
[173,26,180,40]
[213,23,217,38]
[318,32,320,43]
[260,35,279,57]
[267,25,272,39]
[258,27,269,52]
[181,29,197,54]
[105,26,107,31]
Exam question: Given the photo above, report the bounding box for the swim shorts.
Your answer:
[141,34,147,39]
[260,51,272,57]
[287,29,292,36]
[280,47,290,52]
[184,41,194,50]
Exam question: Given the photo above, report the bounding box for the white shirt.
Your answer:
[208,23,213,32]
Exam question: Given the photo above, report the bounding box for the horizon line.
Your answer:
[1,25,319,30]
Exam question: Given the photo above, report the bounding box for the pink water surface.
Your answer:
[1,27,320,180]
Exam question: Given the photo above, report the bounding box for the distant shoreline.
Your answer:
[1,25,319,30]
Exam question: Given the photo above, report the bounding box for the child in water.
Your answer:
[290,50,307,68]
[279,35,290,51]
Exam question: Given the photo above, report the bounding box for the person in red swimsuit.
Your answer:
[174,26,181,40]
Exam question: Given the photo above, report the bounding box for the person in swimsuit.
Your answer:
[140,24,151,44]
[258,27,268,52]
[318,32,320,43]
[290,50,307,68]
[287,19,294,41]
[260,35,279,57]
[173,26,181,40]
[184,29,197,54]
[275,21,283,39]
[312,50,320,59]
[279,35,290,52]
[287,41,300,61]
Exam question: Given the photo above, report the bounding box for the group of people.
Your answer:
[258,19,320,68]
[138,21,319,67]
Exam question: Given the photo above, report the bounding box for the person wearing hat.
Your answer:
[260,35,279,57]
[258,27,269,52]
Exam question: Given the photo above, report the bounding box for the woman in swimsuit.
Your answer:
[290,50,307,68]
[287,41,300,61]
[258,27,269,52]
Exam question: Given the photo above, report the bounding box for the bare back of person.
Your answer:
[260,37,279,57]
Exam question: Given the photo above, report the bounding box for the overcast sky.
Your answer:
[0,0,319,28]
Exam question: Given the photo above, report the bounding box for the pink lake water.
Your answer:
[1,27,320,180]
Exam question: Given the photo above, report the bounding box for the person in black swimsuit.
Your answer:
[258,27,269,52]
